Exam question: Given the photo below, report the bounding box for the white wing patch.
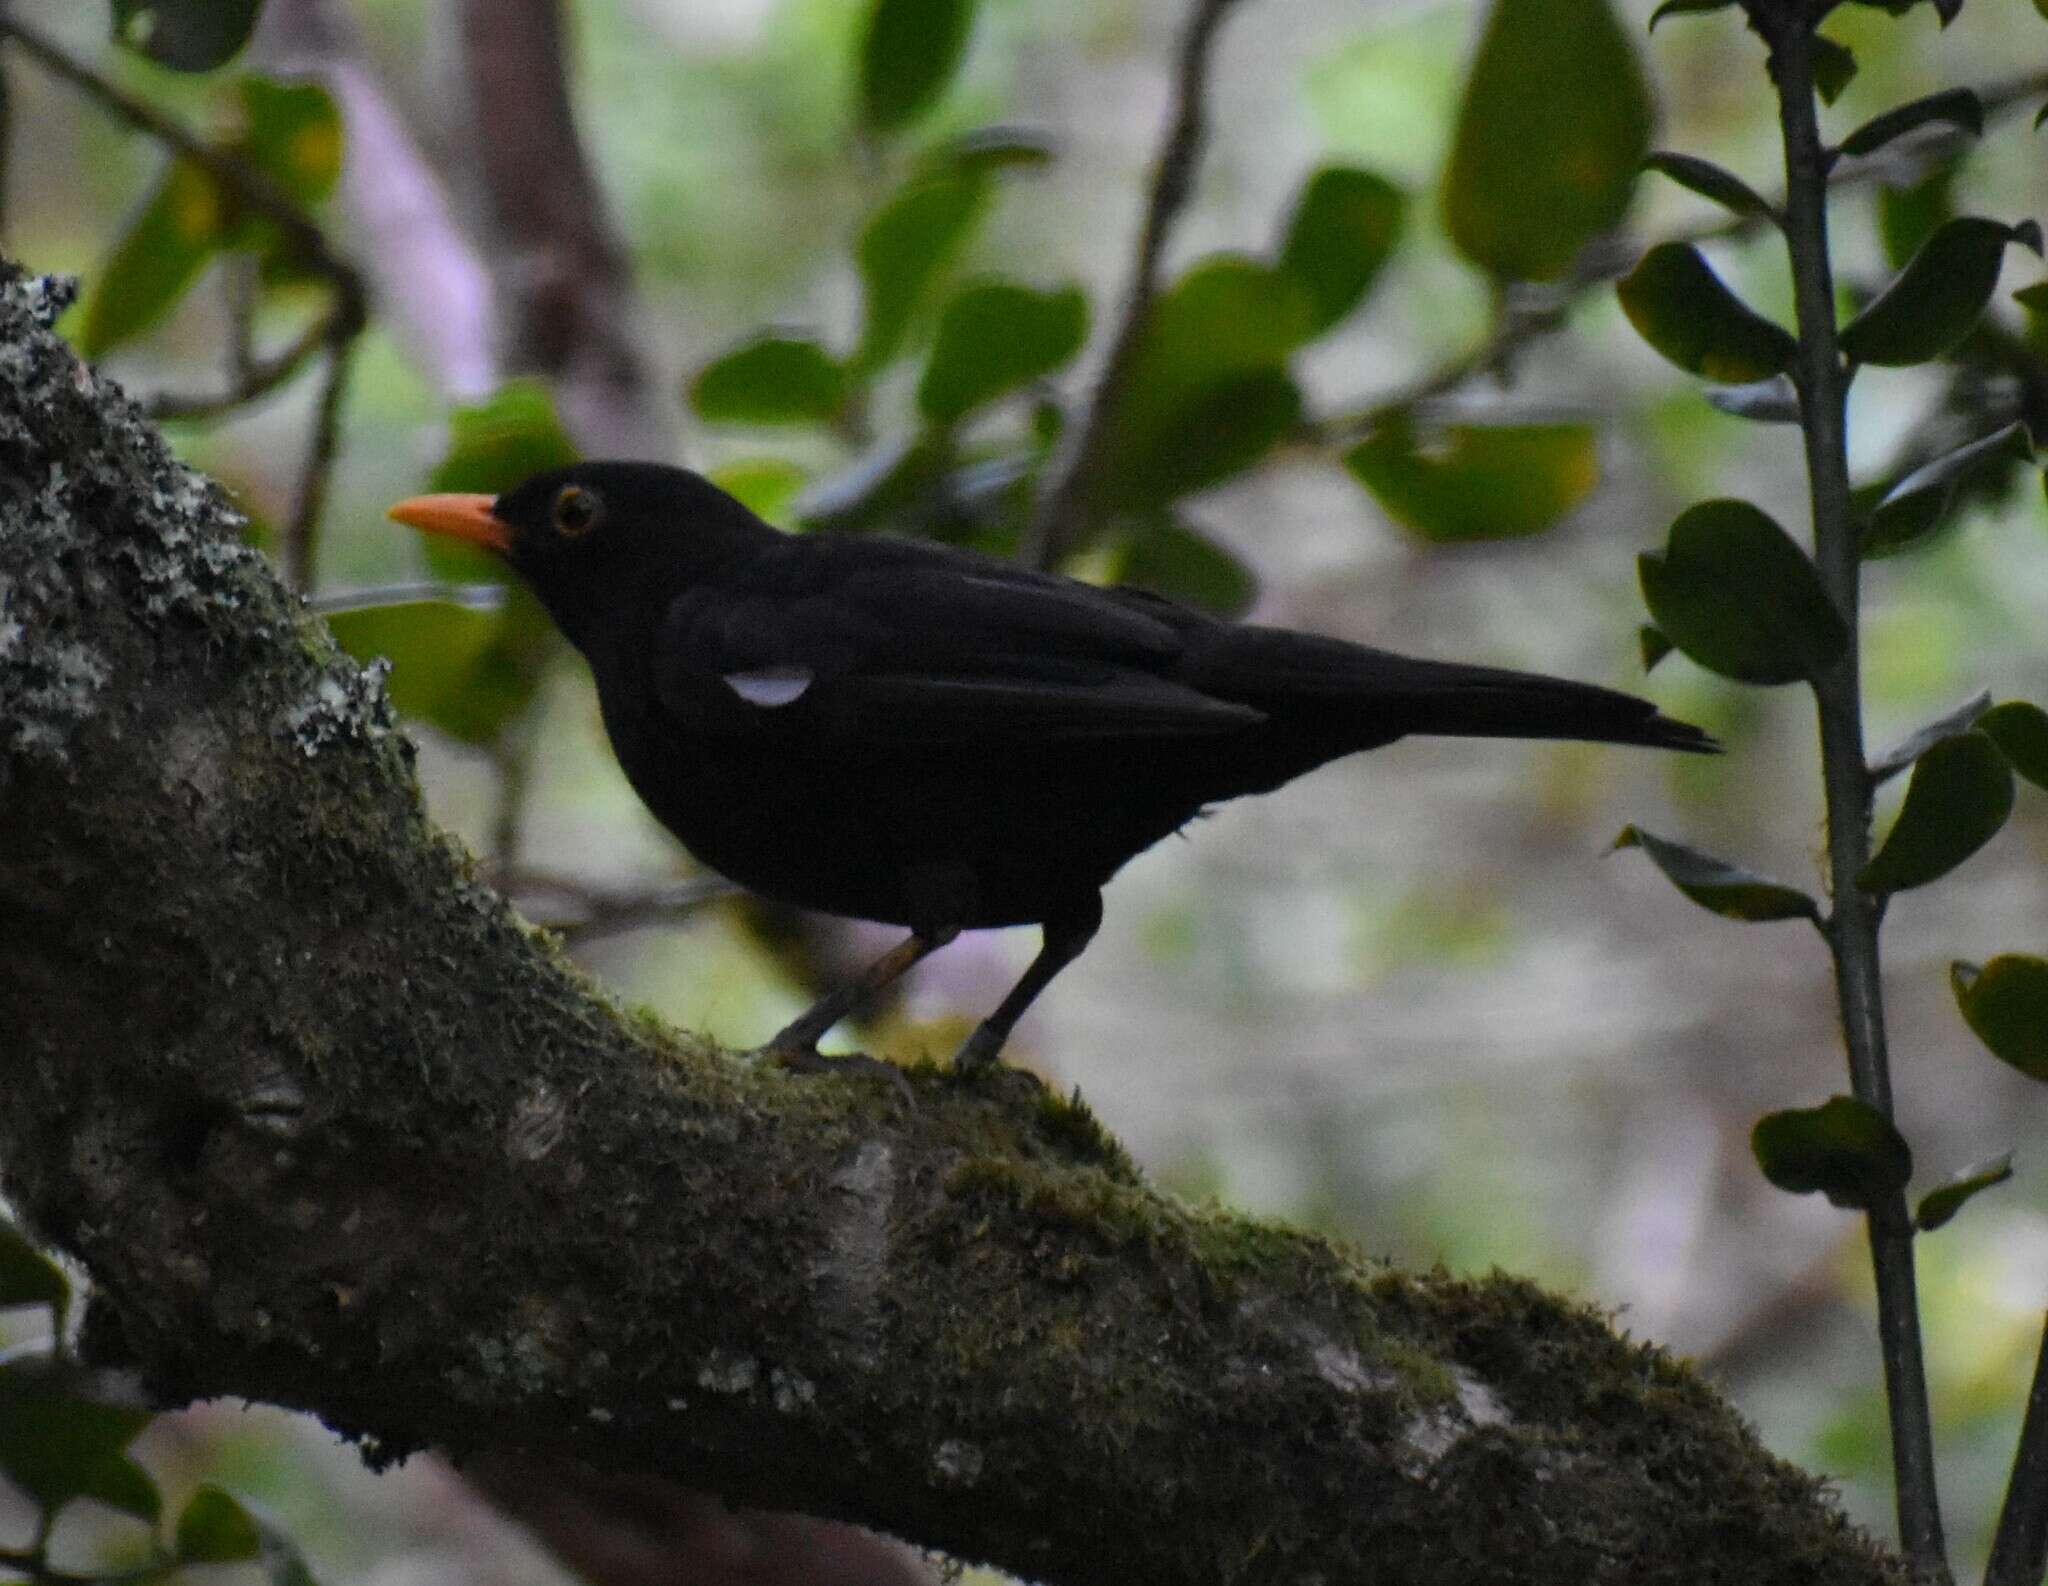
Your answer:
[724,665,814,708]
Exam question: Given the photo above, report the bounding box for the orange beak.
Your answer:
[386,493,513,553]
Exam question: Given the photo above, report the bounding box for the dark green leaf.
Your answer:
[1113,517,1256,618]
[1638,499,1847,685]
[1839,88,1983,159]
[1344,420,1599,542]
[1841,217,2040,367]
[1648,0,1735,22]
[1979,701,2048,788]
[1102,368,1303,511]
[0,1362,155,1518]
[1869,690,1993,784]
[1277,166,1406,333]
[112,0,264,71]
[1617,243,1798,382]
[1878,163,1957,271]
[1864,421,2034,557]
[1752,1097,1912,1210]
[1915,1152,2013,1231]
[422,380,579,583]
[177,1485,265,1563]
[1857,730,2014,893]
[921,125,1056,177]
[1705,376,1801,423]
[1812,37,1858,106]
[1614,825,1820,921]
[1442,0,1652,280]
[691,335,847,427]
[1096,257,1314,511]
[859,0,975,134]
[1643,152,1776,221]
[0,1222,68,1334]
[1639,625,1673,672]
[854,173,989,372]
[918,279,1087,425]
[1953,957,2048,1079]
[78,161,226,357]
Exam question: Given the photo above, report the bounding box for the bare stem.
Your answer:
[1765,18,1946,1577]
[1987,1315,2048,1586]
[1021,0,1239,569]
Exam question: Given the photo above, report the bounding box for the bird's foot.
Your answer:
[763,1044,917,1108]
[952,1024,1006,1075]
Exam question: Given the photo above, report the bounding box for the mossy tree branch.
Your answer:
[0,267,1906,1586]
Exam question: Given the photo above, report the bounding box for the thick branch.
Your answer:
[0,269,1905,1586]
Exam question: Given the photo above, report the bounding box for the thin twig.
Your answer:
[1764,13,1947,1577]
[1020,0,1241,569]
[493,867,739,944]
[1987,1315,2048,1586]
[283,314,361,591]
[145,310,334,420]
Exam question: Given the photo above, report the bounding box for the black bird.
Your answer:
[390,463,1713,1073]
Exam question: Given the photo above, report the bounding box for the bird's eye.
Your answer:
[552,485,602,538]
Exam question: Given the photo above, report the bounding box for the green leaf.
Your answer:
[1915,1152,2013,1232]
[1841,218,2042,367]
[1441,0,1652,281]
[1617,244,1797,383]
[1839,88,1983,159]
[424,380,579,561]
[707,458,808,525]
[1097,257,1314,511]
[112,0,265,71]
[1112,517,1257,618]
[1878,163,1957,271]
[1642,152,1776,222]
[78,160,227,357]
[0,1362,156,1518]
[918,279,1087,425]
[919,125,1056,177]
[691,335,847,427]
[328,599,542,747]
[1857,730,2014,893]
[1637,499,1847,685]
[1979,701,2048,788]
[0,1222,68,1335]
[1811,37,1858,106]
[1639,625,1673,672]
[1752,1097,1912,1210]
[1344,420,1599,542]
[859,0,976,134]
[1869,690,1993,784]
[177,1485,265,1563]
[1277,166,1406,333]
[854,173,989,373]
[233,77,343,210]
[1614,825,1820,922]
[1648,0,1735,23]
[1863,421,2034,557]
[1953,957,2048,1080]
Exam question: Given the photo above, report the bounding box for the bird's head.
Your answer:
[388,461,776,650]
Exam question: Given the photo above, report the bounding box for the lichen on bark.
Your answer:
[0,263,1909,1586]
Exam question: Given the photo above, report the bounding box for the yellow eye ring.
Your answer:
[553,485,603,538]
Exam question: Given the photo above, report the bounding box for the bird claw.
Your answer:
[762,1044,917,1108]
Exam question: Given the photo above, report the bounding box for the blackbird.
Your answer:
[390,463,1714,1073]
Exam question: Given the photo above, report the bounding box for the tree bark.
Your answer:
[0,267,1907,1586]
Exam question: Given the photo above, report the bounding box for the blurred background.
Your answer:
[6,0,2048,1580]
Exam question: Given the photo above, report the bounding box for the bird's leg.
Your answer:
[954,894,1103,1073]
[760,925,960,1083]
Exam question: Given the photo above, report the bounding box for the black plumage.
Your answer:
[391,462,1714,1072]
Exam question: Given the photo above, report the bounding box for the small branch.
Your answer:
[1764,17,1946,1578]
[283,316,361,592]
[1021,0,1240,569]
[494,868,739,944]
[1986,1315,2048,1586]
[144,311,334,422]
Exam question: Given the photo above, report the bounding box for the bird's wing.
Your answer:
[652,540,1263,743]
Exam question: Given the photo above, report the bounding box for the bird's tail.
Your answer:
[1357,653,1717,753]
